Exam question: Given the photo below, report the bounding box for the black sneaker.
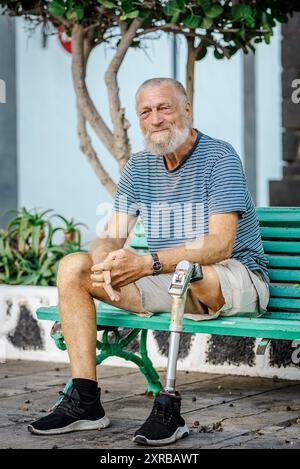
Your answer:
[133,391,189,446]
[28,386,109,435]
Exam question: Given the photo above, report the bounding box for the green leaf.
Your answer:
[276,14,288,24]
[164,0,185,18]
[130,39,141,48]
[66,6,84,21]
[98,0,115,8]
[244,15,256,28]
[196,44,207,61]
[196,0,210,12]
[138,9,152,21]
[75,6,85,20]
[121,0,142,15]
[20,273,40,286]
[126,10,139,18]
[205,4,223,19]
[264,33,271,45]
[248,43,256,53]
[200,16,213,29]
[66,9,77,20]
[171,12,180,23]
[49,0,66,16]
[239,26,246,40]
[40,278,50,286]
[231,4,252,21]
[183,15,202,29]
[214,49,224,60]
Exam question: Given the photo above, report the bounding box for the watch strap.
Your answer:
[151,252,162,275]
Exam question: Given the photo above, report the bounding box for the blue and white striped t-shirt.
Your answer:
[113,130,269,283]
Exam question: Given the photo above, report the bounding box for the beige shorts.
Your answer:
[134,258,270,321]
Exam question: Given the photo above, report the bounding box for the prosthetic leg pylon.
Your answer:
[165,260,203,394]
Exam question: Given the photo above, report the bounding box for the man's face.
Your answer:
[136,84,192,155]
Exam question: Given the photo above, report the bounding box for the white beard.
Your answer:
[143,126,190,155]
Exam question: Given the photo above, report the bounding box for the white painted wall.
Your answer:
[16,19,282,244]
[256,25,282,206]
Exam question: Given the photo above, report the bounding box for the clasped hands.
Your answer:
[90,248,150,302]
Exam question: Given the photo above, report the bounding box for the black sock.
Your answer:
[72,378,98,401]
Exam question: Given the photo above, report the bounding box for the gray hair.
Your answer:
[135,77,189,108]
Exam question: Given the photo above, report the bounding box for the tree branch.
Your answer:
[49,14,72,29]
[104,18,143,169]
[71,23,114,155]
[77,106,116,197]
[186,37,198,122]
[74,25,116,195]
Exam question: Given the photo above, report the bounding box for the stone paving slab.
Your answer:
[0,360,300,449]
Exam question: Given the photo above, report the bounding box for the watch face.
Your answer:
[153,261,161,271]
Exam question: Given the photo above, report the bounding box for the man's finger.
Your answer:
[103,283,120,301]
[90,273,104,282]
[103,270,111,286]
[91,280,120,302]
[91,251,118,272]
[91,259,114,272]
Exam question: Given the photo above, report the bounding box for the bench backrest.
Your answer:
[130,207,300,316]
[256,207,300,316]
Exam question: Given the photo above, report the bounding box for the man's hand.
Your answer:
[90,249,152,301]
[90,250,121,301]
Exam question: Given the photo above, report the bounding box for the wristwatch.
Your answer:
[150,252,162,275]
[190,263,204,282]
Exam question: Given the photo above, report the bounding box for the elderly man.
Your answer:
[28,78,269,445]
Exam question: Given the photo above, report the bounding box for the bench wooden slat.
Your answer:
[267,297,300,310]
[270,284,300,298]
[260,227,300,238]
[266,255,300,268]
[256,207,300,225]
[263,240,300,253]
[260,311,300,320]
[268,269,300,282]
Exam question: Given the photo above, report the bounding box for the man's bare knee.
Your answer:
[57,252,92,288]
[189,265,225,312]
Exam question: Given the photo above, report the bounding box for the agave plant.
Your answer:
[0,208,86,286]
[53,214,88,246]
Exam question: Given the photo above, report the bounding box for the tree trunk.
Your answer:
[186,37,197,124]
[72,24,117,195]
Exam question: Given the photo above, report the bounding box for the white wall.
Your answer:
[256,25,282,206]
[16,19,282,244]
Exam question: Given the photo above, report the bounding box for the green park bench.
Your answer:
[36,207,300,396]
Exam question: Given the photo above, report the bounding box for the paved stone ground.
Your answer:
[0,360,300,449]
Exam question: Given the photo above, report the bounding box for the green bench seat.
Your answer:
[36,207,300,396]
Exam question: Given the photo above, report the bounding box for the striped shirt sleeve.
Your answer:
[208,153,247,217]
[113,158,140,216]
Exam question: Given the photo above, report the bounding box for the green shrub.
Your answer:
[0,207,87,286]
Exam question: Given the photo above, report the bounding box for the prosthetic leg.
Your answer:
[133,260,203,445]
[165,260,203,394]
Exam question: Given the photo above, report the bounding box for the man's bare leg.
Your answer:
[188,265,225,312]
[57,252,148,381]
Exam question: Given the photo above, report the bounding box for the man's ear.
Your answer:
[185,100,192,120]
